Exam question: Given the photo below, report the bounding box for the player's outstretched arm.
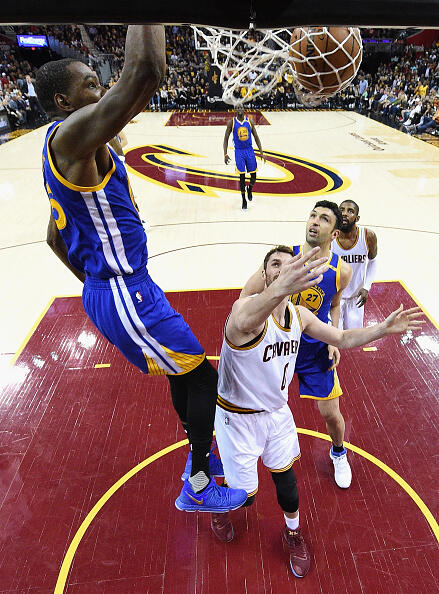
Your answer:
[54,25,166,159]
[240,247,328,298]
[300,304,424,349]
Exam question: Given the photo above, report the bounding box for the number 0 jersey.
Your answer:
[43,120,148,279]
[217,301,303,413]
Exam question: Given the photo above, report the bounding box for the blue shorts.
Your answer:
[235,147,257,174]
[295,341,343,400]
[82,267,205,375]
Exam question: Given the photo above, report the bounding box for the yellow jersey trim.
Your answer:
[268,453,301,473]
[335,253,341,292]
[217,395,264,414]
[271,305,292,332]
[46,122,116,192]
[293,305,303,333]
[300,369,343,400]
[225,320,268,351]
[143,350,205,376]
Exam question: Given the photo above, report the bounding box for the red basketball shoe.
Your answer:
[210,512,234,542]
[282,526,310,578]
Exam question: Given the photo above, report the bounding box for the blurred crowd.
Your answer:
[0,52,46,128]
[340,45,439,135]
[1,24,439,138]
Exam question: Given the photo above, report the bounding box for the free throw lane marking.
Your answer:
[55,431,439,592]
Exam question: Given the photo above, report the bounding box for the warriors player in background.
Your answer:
[212,246,423,578]
[242,201,355,489]
[332,200,378,329]
[36,25,328,516]
[223,105,266,210]
[35,25,252,514]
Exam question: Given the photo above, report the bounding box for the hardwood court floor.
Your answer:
[0,110,438,592]
[0,283,438,593]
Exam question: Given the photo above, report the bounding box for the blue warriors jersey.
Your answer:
[290,245,341,344]
[232,117,252,150]
[42,121,147,279]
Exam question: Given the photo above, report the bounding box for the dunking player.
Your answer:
[213,245,423,578]
[223,105,265,210]
[242,201,355,489]
[331,200,378,329]
[35,25,250,514]
[36,26,326,515]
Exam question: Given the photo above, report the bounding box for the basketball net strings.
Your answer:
[192,27,362,106]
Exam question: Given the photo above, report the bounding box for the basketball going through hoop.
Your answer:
[289,27,362,97]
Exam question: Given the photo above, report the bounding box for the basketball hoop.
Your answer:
[192,26,362,107]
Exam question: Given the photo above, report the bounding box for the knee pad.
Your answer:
[249,172,256,186]
[271,468,299,513]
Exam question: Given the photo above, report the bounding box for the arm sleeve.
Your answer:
[364,257,378,291]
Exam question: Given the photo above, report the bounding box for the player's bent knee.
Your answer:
[271,468,299,513]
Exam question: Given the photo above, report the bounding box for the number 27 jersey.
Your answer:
[290,245,341,345]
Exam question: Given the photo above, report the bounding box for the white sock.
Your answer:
[189,471,209,493]
[284,512,299,531]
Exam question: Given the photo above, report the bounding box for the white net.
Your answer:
[192,26,362,107]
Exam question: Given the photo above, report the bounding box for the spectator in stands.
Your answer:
[358,74,368,97]
[400,95,422,127]
[1,72,9,90]
[150,89,161,111]
[406,100,438,134]
[415,79,429,98]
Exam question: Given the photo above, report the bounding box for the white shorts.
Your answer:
[339,296,365,329]
[214,403,300,496]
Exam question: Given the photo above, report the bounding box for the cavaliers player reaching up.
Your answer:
[223,105,265,210]
[331,200,378,329]
[212,245,423,577]
[242,201,355,489]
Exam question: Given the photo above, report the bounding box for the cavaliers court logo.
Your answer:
[125,145,350,197]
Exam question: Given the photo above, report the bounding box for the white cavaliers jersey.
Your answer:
[217,302,302,413]
[332,226,369,299]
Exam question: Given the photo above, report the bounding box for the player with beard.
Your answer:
[331,200,378,329]
[241,201,355,489]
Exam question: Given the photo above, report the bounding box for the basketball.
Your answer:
[289,27,362,95]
